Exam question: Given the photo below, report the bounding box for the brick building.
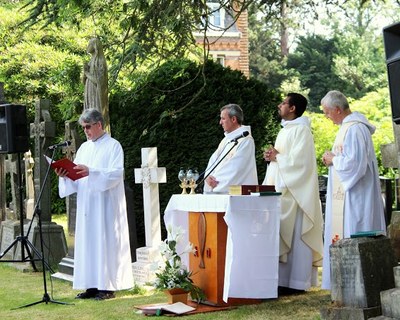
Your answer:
[194,2,250,77]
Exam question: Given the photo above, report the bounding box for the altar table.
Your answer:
[163,194,280,303]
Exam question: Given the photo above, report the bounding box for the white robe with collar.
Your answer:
[203,125,258,194]
[263,116,323,290]
[58,134,133,291]
[321,112,386,289]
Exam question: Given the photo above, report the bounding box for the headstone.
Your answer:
[51,120,81,281]
[132,147,166,285]
[28,99,67,267]
[320,237,397,320]
[6,154,20,220]
[63,120,82,239]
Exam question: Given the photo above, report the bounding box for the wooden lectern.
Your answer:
[189,211,262,306]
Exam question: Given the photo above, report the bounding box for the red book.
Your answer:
[45,156,84,181]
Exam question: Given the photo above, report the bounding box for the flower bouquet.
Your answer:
[154,225,205,303]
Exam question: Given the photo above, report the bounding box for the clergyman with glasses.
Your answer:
[55,108,133,300]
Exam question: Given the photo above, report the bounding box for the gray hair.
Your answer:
[220,104,244,125]
[320,90,349,110]
[79,108,104,127]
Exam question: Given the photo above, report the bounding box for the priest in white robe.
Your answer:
[321,90,386,290]
[55,108,133,300]
[203,103,258,194]
[263,93,323,292]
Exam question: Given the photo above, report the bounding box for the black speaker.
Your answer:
[0,104,29,154]
[383,22,400,124]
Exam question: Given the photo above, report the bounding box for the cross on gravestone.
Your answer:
[26,99,68,267]
[134,147,166,247]
[30,99,56,222]
[132,147,166,285]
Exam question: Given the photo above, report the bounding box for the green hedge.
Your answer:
[110,58,281,246]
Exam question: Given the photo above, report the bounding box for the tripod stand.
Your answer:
[0,149,70,308]
[17,147,71,308]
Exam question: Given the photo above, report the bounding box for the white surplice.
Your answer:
[321,112,386,290]
[263,116,323,290]
[58,133,133,291]
[203,125,258,194]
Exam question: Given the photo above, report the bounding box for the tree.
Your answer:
[287,34,347,111]
[19,0,256,83]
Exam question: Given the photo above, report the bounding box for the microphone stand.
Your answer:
[195,139,239,193]
[16,147,71,308]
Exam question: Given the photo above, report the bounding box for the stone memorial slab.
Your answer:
[321,236,397,320]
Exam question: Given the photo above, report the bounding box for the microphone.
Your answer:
[48,140,71,150]
[230,131,249,142]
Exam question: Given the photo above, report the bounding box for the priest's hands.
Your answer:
[55,167,68,177]
[205,176,219,189]
[322,151,335,167]
[263,147,278,162]
[74,164,89,177]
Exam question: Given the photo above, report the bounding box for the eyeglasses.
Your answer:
[81,122,98,130]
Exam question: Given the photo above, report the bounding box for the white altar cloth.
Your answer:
[164,194,280,301]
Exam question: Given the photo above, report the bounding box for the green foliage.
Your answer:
[0,5,90,214]
[287,34,347,111]
[111,58,281,245]
[310,89,395,177]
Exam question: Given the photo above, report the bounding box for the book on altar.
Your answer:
[44,155,84,181]
[229,184,276,195]
[137,302,195,315]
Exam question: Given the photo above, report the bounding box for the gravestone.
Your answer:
[132,147,166,285]
[51,120,82,281]
[0,154,28,261]
[28,99,67,267]
[320,237,397,320]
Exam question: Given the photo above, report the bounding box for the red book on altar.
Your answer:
[45,156,84,181]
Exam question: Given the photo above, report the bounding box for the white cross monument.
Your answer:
[132,147,166,285]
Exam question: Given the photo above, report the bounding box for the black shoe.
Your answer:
[278,286,305,296]
[75,288,99,299]
[94,291,115,300]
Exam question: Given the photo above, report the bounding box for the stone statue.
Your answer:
[83,37,110,132]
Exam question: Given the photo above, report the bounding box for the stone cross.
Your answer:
[29,99,55,222]
[134,147,166,247]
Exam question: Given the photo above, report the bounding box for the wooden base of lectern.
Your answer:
[189,212,261,306]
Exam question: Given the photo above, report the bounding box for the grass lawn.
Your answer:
[0,263,331,320]
[0,214,331,319]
